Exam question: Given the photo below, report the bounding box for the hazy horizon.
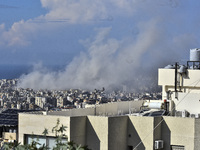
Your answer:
[1,0,199,91]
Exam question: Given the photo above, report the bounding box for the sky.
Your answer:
[0,0,200,91]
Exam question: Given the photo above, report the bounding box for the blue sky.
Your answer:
[1,0,200,90]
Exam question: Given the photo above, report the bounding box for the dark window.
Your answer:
[25,134,67,150]
[127,145,133,150]
[171,145,185,150]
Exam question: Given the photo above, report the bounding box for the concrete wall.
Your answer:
[159,69,175,86]
[183,70,200,87]
[162,116,195,150]
[174,93,200,114]
[127,116,162,150]
[126,116,197,150]
[108,116,128,150]
[48,107,95,116]
[3,132,16,141]
[18,113,70,144]
[96,101,143,116]
[48,100,144,117]
[160,89,200,114]
[194,118,200,149]
[86,116,108,150]
[154,117,162,141]
[69,116,86,146]
[18,100,143,149]
[18,109,200,150]
[159,69,200,88]
[86,115,162,150]
[159,68,200,114]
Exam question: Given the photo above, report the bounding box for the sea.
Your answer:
[0,64,65,79]
[0,65,31,79]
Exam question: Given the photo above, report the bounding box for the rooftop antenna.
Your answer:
[174,62,178,99]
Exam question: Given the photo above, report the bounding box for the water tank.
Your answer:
[164,65,175,69]
[143,102,163,109]
[190,48,200,61]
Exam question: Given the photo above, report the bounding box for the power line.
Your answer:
[133,78,200,150]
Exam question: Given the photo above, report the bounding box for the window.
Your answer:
[25,134,67,150]
[127,145,133,150]
[171,145,185,150]
[27,135,46,148]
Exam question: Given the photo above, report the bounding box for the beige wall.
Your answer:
[161,88,200,114]
[18,108,200,150]
[162,116,195,150]
[48,107,94,116]
[159,69,200,88]
[48,100,144,117]
[86,116,108,150]
[194,119,200,149]
[86,115,162,150]
[159,68,200,114]
[18,113,70,144]
[127,116,161,150]
[69,116,86,146]
[158,69,175,86]
[3,132,16,141]
[183,70,200,87]
[108,116,128,150]
[174,93,200,114]
[96,101,143,116]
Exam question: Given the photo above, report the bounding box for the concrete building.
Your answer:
[57,97,71,108]
[19,101,144,150]
[18,48,200,150]
[18,101,200,150]
[35,97,47,109]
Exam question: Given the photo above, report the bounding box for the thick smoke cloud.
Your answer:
[16,0,200,91]
[17,21,180,91]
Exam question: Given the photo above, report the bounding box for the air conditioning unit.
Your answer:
[175,111,182,117]
[195,113,200,118]
[155,140,164,149]
[190,114,196,118]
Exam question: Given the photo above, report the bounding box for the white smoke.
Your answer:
[16,0,200,91]
[18,20,169,91]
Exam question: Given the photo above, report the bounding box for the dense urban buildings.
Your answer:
[0,79,161,111]
[0,78,161,148]
[2,49,200,149]
[16,49,200,150]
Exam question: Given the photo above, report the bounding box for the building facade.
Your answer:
[18,49,200,149]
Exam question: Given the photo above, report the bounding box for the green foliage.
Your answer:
[2,118,91,150]
[42,128,49,137]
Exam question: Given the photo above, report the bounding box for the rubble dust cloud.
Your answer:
[17,23,181,91]
[17,0,200,91]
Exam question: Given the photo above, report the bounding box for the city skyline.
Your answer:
[0,0,200,90]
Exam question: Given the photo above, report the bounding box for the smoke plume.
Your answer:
[17,0,200,91]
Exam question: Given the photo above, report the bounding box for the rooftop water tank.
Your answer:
[190,48,200,61]
[164,65,175,69]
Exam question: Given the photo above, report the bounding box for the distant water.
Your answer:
[0,65,31,79]
[0,64,66,79]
